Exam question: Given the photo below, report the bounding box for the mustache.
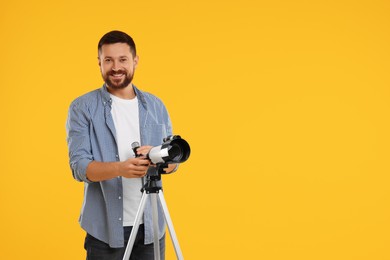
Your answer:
[108,69,128,75]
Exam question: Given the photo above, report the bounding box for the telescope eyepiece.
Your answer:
[131,141,141,157]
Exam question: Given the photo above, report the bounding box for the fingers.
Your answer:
[134,158,150,166]
[131,168,148,177]
[163,163,177,174]
[131,159,150,174]
[120,158,150,178]
[136,145,153,157]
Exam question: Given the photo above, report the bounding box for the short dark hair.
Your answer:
[98,30,137,57]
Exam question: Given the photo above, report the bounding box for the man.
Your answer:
[66,30,177,260]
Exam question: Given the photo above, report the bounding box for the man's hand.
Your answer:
[134,145,153,158]
[118,157,151,178]
[86,145,155,182]
[163,163,178,174]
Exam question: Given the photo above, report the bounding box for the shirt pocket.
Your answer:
[142,124,167,146]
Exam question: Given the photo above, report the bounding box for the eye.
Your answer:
[120,58,128,63]
[104,58,112,63]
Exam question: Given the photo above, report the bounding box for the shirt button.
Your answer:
[119,218,122,221]
[119,196,122,200]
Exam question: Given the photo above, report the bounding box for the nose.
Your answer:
[112,60,121,71]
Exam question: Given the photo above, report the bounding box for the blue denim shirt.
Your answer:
[66,84,172,248]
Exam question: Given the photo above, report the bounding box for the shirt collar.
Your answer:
[100,84,147,109]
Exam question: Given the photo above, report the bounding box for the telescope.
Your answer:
[132,135,191,165]
[124,135,190,260]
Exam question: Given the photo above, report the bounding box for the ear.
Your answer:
[98,57,101,67]
[133,55,139,69]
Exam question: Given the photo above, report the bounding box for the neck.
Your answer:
[107,84,136,99]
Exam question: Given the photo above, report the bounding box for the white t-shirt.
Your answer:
[110,94,143,227]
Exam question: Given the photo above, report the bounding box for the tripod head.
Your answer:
[142,163,169,194]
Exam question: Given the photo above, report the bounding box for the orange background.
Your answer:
[1,0,389,259]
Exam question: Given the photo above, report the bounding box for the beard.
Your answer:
[102,69,134,89]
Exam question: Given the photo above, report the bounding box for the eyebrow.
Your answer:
[103,55,129,59]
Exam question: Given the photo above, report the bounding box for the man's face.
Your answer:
[98,43,138,89]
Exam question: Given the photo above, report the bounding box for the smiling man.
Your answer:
[100,41,137,92]
[66,30,176,260]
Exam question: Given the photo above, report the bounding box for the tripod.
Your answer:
[122,164,184,260]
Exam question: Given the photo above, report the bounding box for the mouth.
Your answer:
[104,69,132,89]
[110,73,125,79]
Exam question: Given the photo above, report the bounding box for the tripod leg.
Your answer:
[151,193,161,260]
[122,192,148,260]
[158,192,184,260]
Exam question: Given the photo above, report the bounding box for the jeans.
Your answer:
[84,225,165,260]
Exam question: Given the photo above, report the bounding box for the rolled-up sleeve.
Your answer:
[66,100,94,183]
